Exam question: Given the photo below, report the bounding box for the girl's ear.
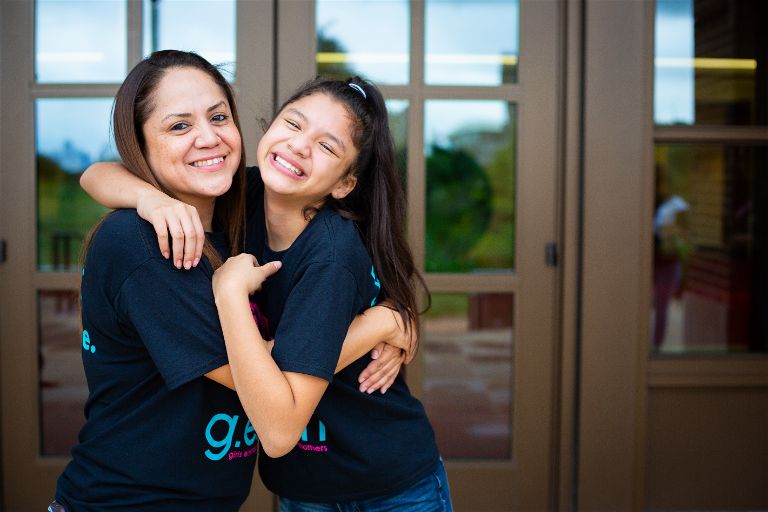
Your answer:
[331,173,357,200]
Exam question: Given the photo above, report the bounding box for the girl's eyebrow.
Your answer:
[161,101,227,123]
[285,107,346,152]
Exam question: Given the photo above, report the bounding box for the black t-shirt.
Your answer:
[55,210,256,511]
[245,167,440,502]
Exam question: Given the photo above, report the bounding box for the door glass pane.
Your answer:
[655,0,766,126]
[316,0,409,84]
[387,99,409,193]
[39,290,87,456]
[653,144,767,354]
[424,100,516,273]
[143,0,237,79]
[35,0,127,83]
[36,99,115,272]
[423,293,513,459]
[425,0,519,86]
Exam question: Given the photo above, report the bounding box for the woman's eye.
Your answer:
[170,122,190,131]
[212,113,228,122]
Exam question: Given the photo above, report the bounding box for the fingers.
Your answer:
[151,215,171,260]
[259,260,282,278]
[360,353,403,394]
[371,341,385,360]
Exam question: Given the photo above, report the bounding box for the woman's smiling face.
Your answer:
[256,92,359,206]
[142,66,242,210]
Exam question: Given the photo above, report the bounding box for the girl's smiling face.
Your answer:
[256,92,359,206]
[142,66,242,211]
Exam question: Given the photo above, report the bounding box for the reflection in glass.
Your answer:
[36,99,114,272]
[426,0,519,86]
[425,100,516,272]
[39,290,87,456]
[655,0,766,126]
[143,0,237,79]
[35,0,127,83]
[386,100,409,193]
[653,144,767,353]
[422,293,513,459]
[316,0,409,84]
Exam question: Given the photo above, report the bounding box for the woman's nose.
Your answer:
[195,124,221,148]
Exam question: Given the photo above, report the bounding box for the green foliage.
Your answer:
[426,145,492,272]
[37,155,108,270]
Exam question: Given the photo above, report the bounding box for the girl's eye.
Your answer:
[212,113,228,122]
[285,119,300,130]
[319,142,337,156]
[170,122,190,131]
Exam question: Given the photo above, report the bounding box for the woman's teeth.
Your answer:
[275,155,303,176]
[191,157,224,167]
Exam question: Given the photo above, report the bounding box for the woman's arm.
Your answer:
[206,306,409,393]
[81,162,205,268]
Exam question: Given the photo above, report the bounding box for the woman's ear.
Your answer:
[331,174,357,200]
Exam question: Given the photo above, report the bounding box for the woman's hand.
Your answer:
[374,303,418,364]
[358,342,406,394]
[137,190,205,270]
[213,254,282,298]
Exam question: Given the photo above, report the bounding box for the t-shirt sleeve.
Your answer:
[270,262,361,382]
[114,257,228,390]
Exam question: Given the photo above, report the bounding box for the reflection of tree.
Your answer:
[426,145,492,272]
[317,28,355,78]
[37,155,108,269]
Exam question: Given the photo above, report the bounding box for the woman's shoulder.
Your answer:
[89,209,161,261]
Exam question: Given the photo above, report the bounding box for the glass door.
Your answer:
[277,0,563,509]
[0,1,273,509]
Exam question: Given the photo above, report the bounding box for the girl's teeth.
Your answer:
[275,155,303,176]
[192,157,224,167]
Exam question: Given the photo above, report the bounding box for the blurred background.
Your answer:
[0,0,765,510]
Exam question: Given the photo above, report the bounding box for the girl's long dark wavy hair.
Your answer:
[274,76,429,352]
[83,50,246,268]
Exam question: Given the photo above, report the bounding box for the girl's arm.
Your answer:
[81,162,205,269]
[81,162,411,391]
[213,255,410,457]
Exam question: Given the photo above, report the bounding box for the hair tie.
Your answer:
[348,83,367,99]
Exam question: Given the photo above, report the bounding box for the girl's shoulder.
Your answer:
[89,209,165,265]
[313,208,372,272]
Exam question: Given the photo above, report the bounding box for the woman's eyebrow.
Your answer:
[161,101,228,123]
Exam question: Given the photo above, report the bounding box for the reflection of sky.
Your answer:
[425,101,509,152]
[36,0,127,82]
[36,99,118,173]
[142,0,236,78]
[655,0,694,124]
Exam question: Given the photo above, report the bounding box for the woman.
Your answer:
[53,51,411,512]
[85,73,453,511]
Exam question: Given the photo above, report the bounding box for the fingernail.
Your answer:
[367,388,374,394]
[193,258,200,267]
[359,386,367,393]
[175,260,182,269]
[371,350,379,359]
[184,261,192,270]
[163,251,170,259]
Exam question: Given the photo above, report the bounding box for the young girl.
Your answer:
[84,76,452,510]
[55,51,411,512]
[217,78,451,510]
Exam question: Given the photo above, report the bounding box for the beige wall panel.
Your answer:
[579,0,652,510]
[645,388,768,510]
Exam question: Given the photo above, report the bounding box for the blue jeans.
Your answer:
[279,458,453,512]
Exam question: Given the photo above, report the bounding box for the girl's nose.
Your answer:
[287,135,310,158]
